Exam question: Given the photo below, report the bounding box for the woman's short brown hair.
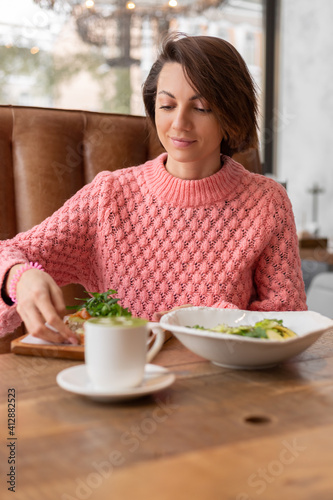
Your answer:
[142,32,259,157]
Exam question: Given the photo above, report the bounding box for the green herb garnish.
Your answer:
[67,289,132,317]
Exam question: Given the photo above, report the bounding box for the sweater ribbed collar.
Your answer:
[142,153,246,207]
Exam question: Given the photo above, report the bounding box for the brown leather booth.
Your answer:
[0,104,261,350]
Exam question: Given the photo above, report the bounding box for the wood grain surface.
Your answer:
[1,333,333,500]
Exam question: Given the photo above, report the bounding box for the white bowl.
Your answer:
[159,307,333,369]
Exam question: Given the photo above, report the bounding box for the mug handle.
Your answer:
[146,322,165,363]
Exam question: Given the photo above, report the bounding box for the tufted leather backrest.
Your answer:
[0,105,166,239]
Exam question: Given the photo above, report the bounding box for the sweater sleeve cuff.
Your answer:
[1,269,14,306]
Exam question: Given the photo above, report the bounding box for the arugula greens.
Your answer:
[67,289,132,318]
[191,319,296,340]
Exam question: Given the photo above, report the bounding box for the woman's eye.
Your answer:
[159,105,173,110]
[195,107,212,113]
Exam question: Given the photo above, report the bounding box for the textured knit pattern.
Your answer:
[0,153,307,336]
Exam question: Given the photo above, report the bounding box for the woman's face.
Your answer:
[155,62,223,180]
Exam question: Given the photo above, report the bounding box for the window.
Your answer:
[1,0,272,167]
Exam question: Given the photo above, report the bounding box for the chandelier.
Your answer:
[33,1,227,66]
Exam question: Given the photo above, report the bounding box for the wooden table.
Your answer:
[1,333,333,500]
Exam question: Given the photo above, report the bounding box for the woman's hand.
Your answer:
[153,304,192,322]
[6,265,79,344]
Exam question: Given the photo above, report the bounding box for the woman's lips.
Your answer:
[170,137,196,148]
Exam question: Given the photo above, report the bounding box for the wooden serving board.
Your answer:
[11,334,84,360]
[10,330,173,360]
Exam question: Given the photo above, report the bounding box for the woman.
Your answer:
[0,33,307,343]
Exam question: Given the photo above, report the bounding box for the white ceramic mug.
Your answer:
[84,317,165,391]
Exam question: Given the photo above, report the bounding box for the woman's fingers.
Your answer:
[49,283,67,318]
[17,299,78,344]
[153,304,192,322]
[39,285,79,343]
[16,304,62,343]
[37,302,78,344]
[15,269,78,344]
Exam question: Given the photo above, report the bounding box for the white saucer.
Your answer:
[56,364,175,402]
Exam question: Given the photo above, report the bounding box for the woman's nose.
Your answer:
[172,108,192,131]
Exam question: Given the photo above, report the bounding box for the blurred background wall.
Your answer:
[277,0,333,243]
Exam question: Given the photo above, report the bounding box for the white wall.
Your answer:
[277,0,333,241]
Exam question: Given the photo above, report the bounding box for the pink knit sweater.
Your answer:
[0,153,307,336]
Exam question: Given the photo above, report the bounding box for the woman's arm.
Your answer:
[248,184,307,312]
[0,171,110,339]
[207,180,306,313]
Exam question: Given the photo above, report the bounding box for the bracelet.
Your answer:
[8,262,45,304]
